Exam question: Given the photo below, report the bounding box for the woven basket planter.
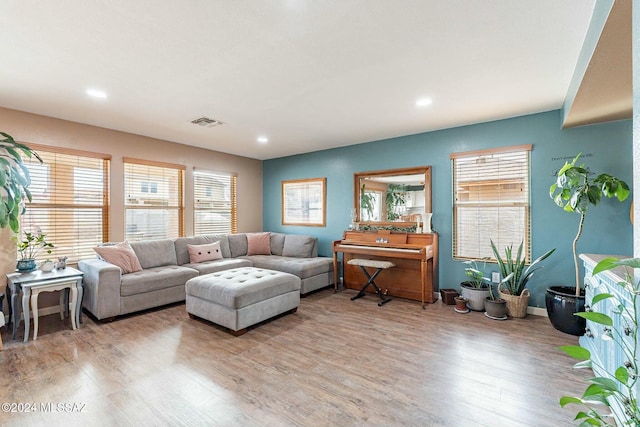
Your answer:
[498,288,530,318]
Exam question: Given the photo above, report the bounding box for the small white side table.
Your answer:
[22,277,78,340]
[6,267,84,342]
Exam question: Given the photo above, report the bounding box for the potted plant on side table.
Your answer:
[16,231,54,272]
[548,153,629,336]
[460,259,491,311]
[490,239,555,318]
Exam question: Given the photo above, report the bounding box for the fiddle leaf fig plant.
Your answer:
[0,132,42,233]
[559,257,639,426]
[549,153,630,297]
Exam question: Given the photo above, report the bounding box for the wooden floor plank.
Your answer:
[1,289,585,426]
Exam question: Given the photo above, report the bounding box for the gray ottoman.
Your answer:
[185,267,301,336]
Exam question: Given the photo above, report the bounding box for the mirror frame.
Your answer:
[353,165,432,227]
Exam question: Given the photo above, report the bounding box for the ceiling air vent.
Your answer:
[190,116,224,128]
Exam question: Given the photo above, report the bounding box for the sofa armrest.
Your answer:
[78,258,122,320]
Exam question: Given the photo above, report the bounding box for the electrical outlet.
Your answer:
[491,272,500,283]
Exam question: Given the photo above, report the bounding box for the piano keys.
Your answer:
[332,230,439,307]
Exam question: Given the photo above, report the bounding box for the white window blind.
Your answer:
[22,145,110,264]
[124,158,184,241]
[193,169,237,235]
[451,145,531,261]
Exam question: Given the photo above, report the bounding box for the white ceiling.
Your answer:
[0,1,597,160]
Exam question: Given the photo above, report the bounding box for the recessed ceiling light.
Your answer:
[257,136,269,144]
[86,88,107,99]
[415,97,432,107]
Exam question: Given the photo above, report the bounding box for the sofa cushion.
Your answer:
[93,241,143,274]
[174,235,231,265]
[120,265,199,297]
[130,239,177,269]
[269,233,286,256]
[188,241,223,263]
[242,255,333,279]
[228,234,248,257]
[183,258,252,275]
[247,232,271,255]
[282,234,315,258]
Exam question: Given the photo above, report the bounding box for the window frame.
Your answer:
[123,157,185,241]
[193,168,237,235]
[22,143,111,264]
[450,144,532,262]
[281,177,327,227]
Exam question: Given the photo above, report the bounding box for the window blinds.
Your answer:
[23,146,110,264]
[193,170,237,235]
[124,158,184,241]
[451,145,531,261]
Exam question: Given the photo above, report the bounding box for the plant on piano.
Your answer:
[559,257,639,427]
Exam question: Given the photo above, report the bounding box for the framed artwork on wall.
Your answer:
[282,178,326,226]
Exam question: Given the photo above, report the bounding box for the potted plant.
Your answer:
[16,231,54,272]
[483,279,509,320]
[0,132,42,233]
[559,257,639,426]
[385,184,407,221]
[548,153,629,335]
[490,239,555,318]
[453,295,469,313]
[460,259,491,311]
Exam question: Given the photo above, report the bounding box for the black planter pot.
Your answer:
[545,286,586,336]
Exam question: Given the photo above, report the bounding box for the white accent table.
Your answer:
[6,267,84,342]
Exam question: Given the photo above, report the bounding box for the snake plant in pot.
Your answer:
[548,153,629,335]
[490,239,555,318]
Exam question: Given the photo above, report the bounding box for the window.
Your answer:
[22,145,110,264]
[124,158,184,241]
[451,145,532,261]
[282,178,326,226]
[193,169,237,234]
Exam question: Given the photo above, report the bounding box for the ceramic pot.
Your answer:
[17,258,37,272]
[40,260,55,272]
[545,286,586,336]
[484,298,508,319]
[460,282,491,311]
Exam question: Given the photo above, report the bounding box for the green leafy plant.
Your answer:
[0,132,42,233]
[16,231,54,260]
[463,259,490,288]
[490,239,555,296]
[549,153,630,297]
[559,257,639,426]
[360,183,375,220]
[385,184,407,221]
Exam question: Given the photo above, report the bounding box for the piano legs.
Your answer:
[350,262,393,307]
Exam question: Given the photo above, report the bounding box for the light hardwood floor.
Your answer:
[1,289,586,427]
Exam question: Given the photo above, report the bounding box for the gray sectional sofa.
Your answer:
[78,232,334,320]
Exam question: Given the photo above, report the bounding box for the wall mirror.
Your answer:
[354,166,432,226]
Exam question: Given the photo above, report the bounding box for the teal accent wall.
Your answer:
[263,110,633,308]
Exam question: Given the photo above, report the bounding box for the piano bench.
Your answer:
[347,259,395,306]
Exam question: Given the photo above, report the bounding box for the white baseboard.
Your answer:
[435,294,548,317]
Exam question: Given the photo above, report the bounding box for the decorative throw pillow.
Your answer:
[188,241,223,263]
[94,241,143,274]
[282,234,315,258]
[246,232,271,255]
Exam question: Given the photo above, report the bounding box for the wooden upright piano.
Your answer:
[332,230,438,307]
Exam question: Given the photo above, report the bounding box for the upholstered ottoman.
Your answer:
[185,267,301,336]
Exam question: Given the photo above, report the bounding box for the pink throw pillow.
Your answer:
[188,241,223,263]
[94,241,143,274]
[246,232,271,255]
